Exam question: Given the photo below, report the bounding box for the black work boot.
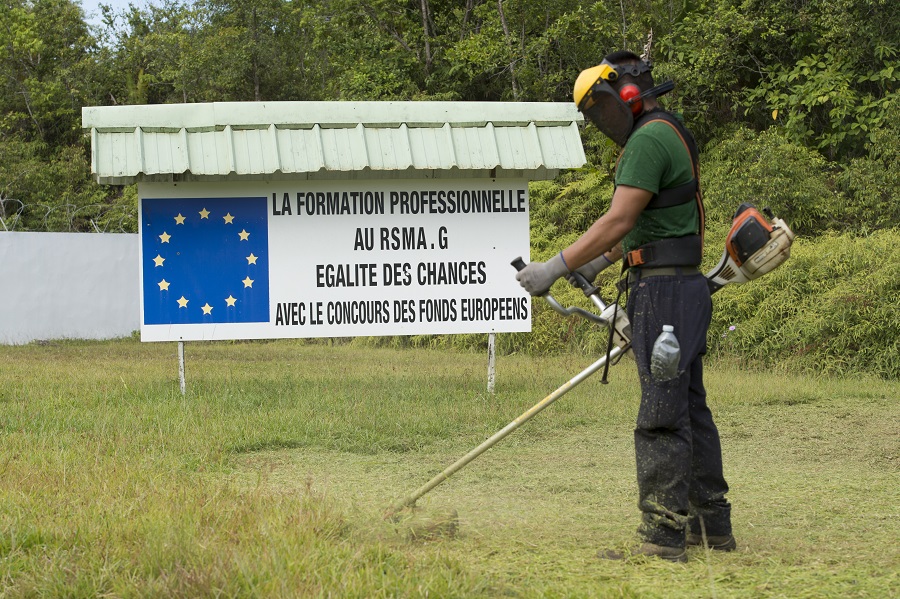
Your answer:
[599,542,688,563]
[686,533,736,551]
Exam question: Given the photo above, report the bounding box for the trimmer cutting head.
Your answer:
[387,505,459,541]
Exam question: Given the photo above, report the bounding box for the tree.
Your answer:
[660,0,899,156]
[0,0,97,145]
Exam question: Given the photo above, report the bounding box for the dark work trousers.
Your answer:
[625,269,732,547]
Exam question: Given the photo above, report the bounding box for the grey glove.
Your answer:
[567,254,614,285]
[516,253,570,296]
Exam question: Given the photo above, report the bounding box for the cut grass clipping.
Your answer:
[1,339,897,597]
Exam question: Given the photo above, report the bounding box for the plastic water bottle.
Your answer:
[650,325,681,382]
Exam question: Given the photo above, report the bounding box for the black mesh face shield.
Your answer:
[579,79,635,147]
[574,59,673,147]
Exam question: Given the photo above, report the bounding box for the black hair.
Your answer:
[603,50,642,64]
[602,50,654,90]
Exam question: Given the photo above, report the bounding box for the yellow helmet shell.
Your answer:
[573,63,618,110]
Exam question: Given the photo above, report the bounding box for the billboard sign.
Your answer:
[139,179,531,341]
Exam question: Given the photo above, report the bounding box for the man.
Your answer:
[515,50,735,562]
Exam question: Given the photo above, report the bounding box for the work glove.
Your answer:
[566,254,615,285]
[516,253,569,296]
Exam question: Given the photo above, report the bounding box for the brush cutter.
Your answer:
[385,203,794,519]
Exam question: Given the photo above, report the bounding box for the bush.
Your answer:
[835,98,900,234]
[527,167,613,254]
[0,138,122,232]
[512,228,900,380]
[709,229,900,379]
[700,127,844,236]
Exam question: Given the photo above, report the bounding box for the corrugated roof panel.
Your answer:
[493,124,544,170]
[100,130,140,179]
[405,124,456,170]
[274,127,321,174]
[139,130,159,174]
[536,122,584,169]
[450,125,501,170]
[185,130,227,176]
[230,127,279,175]
[83,101,585,183]
[142,130,190,176]
[363,125,414,171]
[319,126,369,172]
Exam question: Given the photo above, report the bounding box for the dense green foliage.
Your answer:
[709,230,900,378]
[0,0,896,375]
[1,0,895,217]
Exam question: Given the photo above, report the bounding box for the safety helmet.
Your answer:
[573,58,673,146]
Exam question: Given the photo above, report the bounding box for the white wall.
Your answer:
[0,232,139,344]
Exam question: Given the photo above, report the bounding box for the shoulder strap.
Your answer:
[632,110,700,181]
[630,110,706,246]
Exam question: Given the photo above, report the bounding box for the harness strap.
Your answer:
[616,111,706,269]
[624,234,703,268]
[630,111,706,246]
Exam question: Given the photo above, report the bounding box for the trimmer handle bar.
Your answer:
[511,257,609,325]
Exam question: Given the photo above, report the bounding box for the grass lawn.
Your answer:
[1,339,897,597]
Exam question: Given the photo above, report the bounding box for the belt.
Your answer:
[628,265,700,283]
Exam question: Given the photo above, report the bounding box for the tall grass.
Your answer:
[1,339,897,597]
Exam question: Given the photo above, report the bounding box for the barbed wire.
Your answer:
[0,198,138,233]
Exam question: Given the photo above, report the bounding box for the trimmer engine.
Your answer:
[705,204,795,293]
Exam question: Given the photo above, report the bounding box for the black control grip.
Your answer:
[569,271,600,298]
[511,257,526,272]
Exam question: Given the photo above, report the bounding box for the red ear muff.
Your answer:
[619,83,643,115]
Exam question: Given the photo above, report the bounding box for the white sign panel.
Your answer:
[139,180,531,341]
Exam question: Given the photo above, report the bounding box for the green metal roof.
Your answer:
[82,101,586,184]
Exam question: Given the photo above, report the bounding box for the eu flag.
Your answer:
[141,197,270,325]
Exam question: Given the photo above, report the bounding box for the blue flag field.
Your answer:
[141,197,270,325]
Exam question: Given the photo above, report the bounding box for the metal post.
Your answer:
[177,341,186,395]
[487,333,496,394]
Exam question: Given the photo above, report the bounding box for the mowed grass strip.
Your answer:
[0,339,897,598]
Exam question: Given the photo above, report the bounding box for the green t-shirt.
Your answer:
[615,118,700,254]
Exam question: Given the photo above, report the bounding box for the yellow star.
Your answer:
[201,303,213,315]
[225,295,237,307]
[242,276,254,288]
[159,231,171,243]
[238,229,250,241]
[177,296,188,308]
[199,207,210,219]
[153,254,165,267]
[246,253,258,265]
[223,213,235,224]
[158,279,170,291]
[174,213,186,225]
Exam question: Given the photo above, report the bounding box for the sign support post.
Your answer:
[177,341,186,395]
[487,333,496,394]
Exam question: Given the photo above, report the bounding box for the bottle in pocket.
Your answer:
[650,324,681,382]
